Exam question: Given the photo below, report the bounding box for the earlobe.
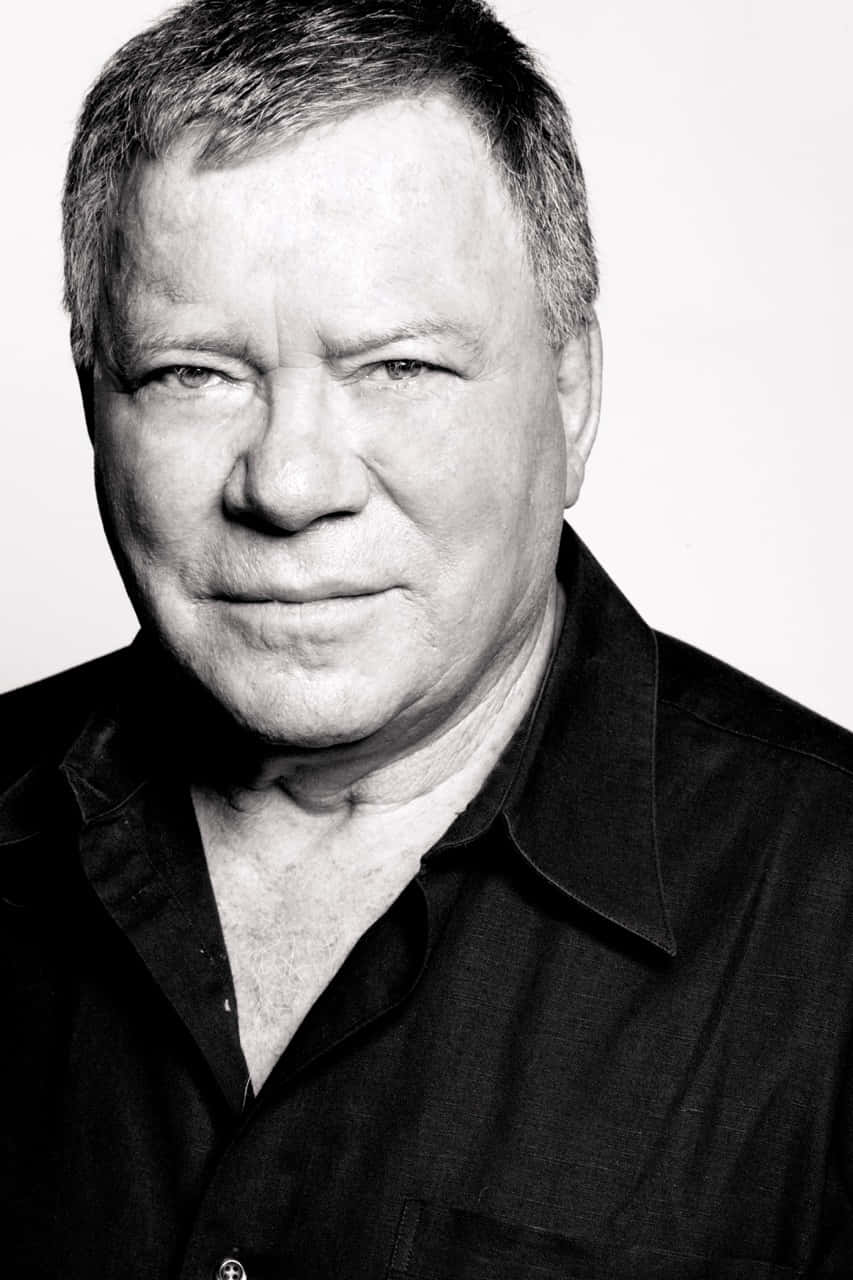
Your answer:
[557,312,602,509]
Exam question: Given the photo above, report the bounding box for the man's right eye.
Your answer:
[143,365,225,391]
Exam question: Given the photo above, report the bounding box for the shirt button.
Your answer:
[216,1260,247,1280]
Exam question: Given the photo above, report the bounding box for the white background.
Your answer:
[2,1,851,727]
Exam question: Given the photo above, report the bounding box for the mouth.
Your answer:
[217,586,389,605]
[210,588,394,638]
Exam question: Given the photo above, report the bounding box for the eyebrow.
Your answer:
[322,319,486,362]
[103,317,251,371]
[106,315,485,372]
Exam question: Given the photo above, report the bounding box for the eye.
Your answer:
[151,365,224,390]
[366,359,431,383]
[124,363,236,401]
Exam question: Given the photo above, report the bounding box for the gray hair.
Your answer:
[62,0,599,368]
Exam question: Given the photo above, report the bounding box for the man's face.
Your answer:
[92,96,574,751]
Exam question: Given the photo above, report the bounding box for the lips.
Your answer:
[217,585,389,604]
[212,588,391,641]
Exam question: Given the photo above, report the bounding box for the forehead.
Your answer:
[108,95,539,353]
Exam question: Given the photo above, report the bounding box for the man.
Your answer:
[2,1,852,1276]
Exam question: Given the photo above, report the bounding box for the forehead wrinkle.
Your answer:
[103,219,210,367]
[100,99,535,372]
[107,301,487,374]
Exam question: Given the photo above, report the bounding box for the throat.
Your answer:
[194,800,432,1093]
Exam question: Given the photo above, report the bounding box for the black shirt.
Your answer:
[4,529,853,1278]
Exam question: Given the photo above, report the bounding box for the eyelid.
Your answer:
[360,359,440,382]
[121,363,243,398]
[126,348,257,378]
[360,356,444,373]
[154,360,236,377]
[135,360,245,386]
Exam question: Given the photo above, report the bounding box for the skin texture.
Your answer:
[91,94,601,802]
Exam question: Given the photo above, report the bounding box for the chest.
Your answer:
[203,830,422,1091]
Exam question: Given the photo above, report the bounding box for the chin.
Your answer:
[197,661,412,753]
[148,605,430,754]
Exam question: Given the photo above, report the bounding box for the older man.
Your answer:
[2,1,853,1277]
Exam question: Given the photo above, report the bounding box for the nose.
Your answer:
[223,372,370,532]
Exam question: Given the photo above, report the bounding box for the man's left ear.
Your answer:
[556,312,602,509]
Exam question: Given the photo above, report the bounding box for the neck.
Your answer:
[191,582,563,826]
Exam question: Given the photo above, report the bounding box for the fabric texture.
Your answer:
[3,527,853,1278]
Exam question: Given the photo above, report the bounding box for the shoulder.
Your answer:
[656,630,853,782]
[651,633,853,976]
[0,648,132,794]
[654,632,853,907]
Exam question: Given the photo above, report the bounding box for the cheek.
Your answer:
[379,378,565,545]
[94,420,223,575]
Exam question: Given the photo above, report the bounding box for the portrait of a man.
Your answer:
[2,2,852,1277]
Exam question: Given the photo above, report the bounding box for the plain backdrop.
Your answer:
[2,1,851,727]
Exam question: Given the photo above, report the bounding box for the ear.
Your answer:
[556,312,602,509]
[75,363,97,442]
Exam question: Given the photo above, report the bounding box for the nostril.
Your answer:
[224,431,371,533]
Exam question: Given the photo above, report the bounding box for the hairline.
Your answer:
[65,2,599,369]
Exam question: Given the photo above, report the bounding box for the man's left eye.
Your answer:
[366,360,431,383]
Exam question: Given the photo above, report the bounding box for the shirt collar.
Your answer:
[0,639,152,847]
[430,526,674,956]
[502,527,675,955]
[58,633,161,825]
